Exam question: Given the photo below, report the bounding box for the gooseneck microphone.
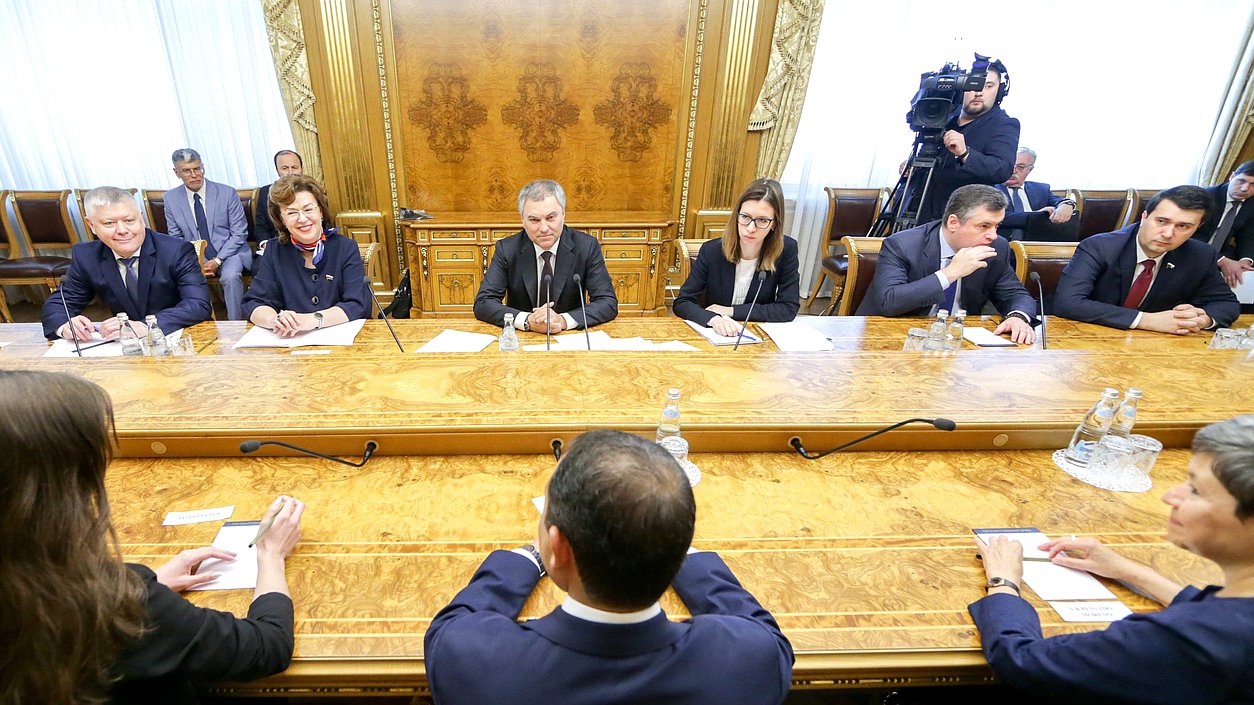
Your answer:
[364,274,404,352]
[1028,271,1047,350]
[551,438,563,461]
[732,271,768,351]
[240,439,379,467]
[58,276,83,357]
[789,417,957,460]
[572,272,592,350]
[543,274,553,351]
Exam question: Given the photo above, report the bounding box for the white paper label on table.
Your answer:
[1049,601,1133,622]
[973,528,1117,601]
[416,329,498,353]
[760,321,834,351]
[1232,273,1254,304]
[188,520,260,591]
[163,504,235,526]
[684,319,761,346]
[963,327,1017,347]
[233,319,366,349]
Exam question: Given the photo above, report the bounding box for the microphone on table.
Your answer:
[551,438,563,461]
[364,274,404,352]
[543,273,553,351]
[789,417,957,460]
[1028,271,1047,350]
[57,276,83,357]
[240,439,379,467]
[572,273,592,351]
[732,271,767,351]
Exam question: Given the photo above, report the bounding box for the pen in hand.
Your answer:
[248,498,286,548]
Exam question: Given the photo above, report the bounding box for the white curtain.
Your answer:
[783,0,1254,292]
[0,0,293,193]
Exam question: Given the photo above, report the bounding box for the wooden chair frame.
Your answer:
[0,190,69,321]
[804,187,888,309]
[829,236,884,316]
[1073,189,1134,237]
[1010,241,1079,284]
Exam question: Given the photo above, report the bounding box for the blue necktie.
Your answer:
[194,193,216,259]
[120,256,141,309]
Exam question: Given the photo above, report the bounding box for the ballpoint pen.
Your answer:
[248,499,286,548]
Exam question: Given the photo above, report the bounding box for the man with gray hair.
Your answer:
[473,179,617,332]
[163,148,252,319]
[41,186,211,340]
[994,147,1076,241]
[858,184,1037,344]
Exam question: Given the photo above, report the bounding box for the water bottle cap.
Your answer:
[937,309,949,316]
[1102,387,1120,397]
[667,388,680,398]
[1125,388,1143,398]
[954,309,966,316]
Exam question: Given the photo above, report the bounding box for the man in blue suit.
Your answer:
[994,147,1076,241]
[42,186,211,340]
[163,148,252,319]
[1192,160,1254,288]
[858,184,1037,344]
[1055,186,1239,334]
[425,429,794,705]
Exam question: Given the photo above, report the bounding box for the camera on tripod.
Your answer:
[908,55,993,135]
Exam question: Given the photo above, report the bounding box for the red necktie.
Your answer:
[1122,259,1155,309]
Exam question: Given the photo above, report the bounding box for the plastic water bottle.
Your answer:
[656,388,681,442]
[144,315,171,356]
[117,313,146,357]
[923,309,949,350]
[499,313,520,352]
[1065,388,1121,465]
[946,308,966,351]
[1108,388,1143,438]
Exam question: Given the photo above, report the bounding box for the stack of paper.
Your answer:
[416,329,498,353]
[683,320,761,346]
[43,328,185,358]
[760,321,834,351]
[233,319,366,349]
[187,520,260,591]
[963,327,1017,347]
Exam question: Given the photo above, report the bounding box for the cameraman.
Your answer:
[917,62,1020,223]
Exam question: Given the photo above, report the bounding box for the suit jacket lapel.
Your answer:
[551,228,575,304]
[923,225,944,305]
[517,235,539,309]
[1116,229,1138,301]
[99,243,138,318]
[1144,249,1182,311]
[136,232,158,316]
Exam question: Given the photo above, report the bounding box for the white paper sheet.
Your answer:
[187,520,260,591]
[416,329,498,353]
[0,341,12,348]
[760,321,834,351]
[232,319,366,349]
[1049,601,1133,622]
[683,319,761,346]
[973,528,1117,601]
[1233,272,1254,304]
[163,504,235,526]
[44,335,123,357]
[963,326,1018,347]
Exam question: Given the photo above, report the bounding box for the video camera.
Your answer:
[906,54,997,134]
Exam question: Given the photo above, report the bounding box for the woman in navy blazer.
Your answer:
[674,178,800,336]
[243,175,370,336]
[970,415,1254,704]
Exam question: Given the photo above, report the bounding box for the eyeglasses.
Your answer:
[737,212,774,229]
[282,206,320,221]
[176,165,205,176]
[1012,164,1034,173]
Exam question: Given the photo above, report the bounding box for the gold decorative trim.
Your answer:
[649,244,658,275]
[480,245,489,275]
[420,245,429,278]
[677,0,710,240]
[371,0,404,273]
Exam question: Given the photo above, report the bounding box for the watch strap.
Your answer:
[986,576,1021,595]
[520,544,546,576]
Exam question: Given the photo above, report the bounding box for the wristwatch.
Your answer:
[313,311,324,330]
[520,544,546,576]
[1005,311,1031,325]
[986,576,1021,596]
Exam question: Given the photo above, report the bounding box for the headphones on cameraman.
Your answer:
[979,54,1010,107]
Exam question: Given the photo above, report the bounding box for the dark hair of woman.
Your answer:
[0,370,145,704]
[267,174,334,244]
[721,177,787,271]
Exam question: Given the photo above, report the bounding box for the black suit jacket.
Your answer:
[109,564,293,704]
[1054,223,1240,329]
[254,183,277,243]
[41,231,212,339]
[996,181,1067,230]
[855,221,1036,319]
[1191,183,1254,261]
[473,226,617,328]
[917,106,1020,222]
[425,551,793,705]
[673,237,801,326]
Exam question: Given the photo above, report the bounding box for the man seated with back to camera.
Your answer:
[1054,185,1239,334]
[424,429,794,705]
[858,184,1037,344]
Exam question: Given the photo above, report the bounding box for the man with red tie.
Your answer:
[1054,186,1239,334]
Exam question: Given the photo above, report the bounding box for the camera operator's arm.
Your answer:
[950,115,1020,186]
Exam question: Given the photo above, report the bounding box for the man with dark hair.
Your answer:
[916,63,1020,223]
[425,429,794,705]
[1055,186,1239,333]
[254,150,304,244]
[858,184,1037,343]
[1192,160,1254,288]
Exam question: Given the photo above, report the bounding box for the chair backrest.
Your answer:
[1129,189,1165,227]
[10,190,76,255]
[143,189,169,234]
[1011,241,1078,302]
[836,236,884,315]
[237,187,258,240]
[0,190,13,258]
[821,188,886,247]
[1074,189,1133,239]
[73,188,139,241]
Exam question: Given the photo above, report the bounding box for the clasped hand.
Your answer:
[273,310,314,337]
[1137,305,1211,335]
[528,304,567,334]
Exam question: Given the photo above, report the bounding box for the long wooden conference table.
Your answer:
[1,316,1251,697]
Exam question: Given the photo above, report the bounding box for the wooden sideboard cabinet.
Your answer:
[403,213,675,317]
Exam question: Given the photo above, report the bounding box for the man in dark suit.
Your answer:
[1055,186,1239,334]
[473,179,617,332]
[425,429,794,705]
[164,148,252,319]
[42,186,212,340]
[1192,160,1254,288]
[254,150,304,244]
[994,147,1076,241]
[858,184,1037,343]
[916,61,1020,223]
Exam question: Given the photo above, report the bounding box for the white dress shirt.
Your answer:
[511,238,578,330]
[731,258,759,305]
